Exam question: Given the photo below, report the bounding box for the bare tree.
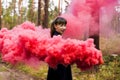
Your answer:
[18,0,23,24]
[0,0,2,29]
[38,0,41,26]
[58,0,60,15]
[12,0,16,23]
[89,12,100,50]
[27,0,35,22]
[42,0,49,28]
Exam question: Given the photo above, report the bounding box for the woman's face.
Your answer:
[54,24,66,34]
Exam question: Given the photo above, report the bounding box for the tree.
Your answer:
[38,0,41,26]
[18,0,23,24]
[27,0,37,23]
[12,0,16,24]
[58,0,60,15]
[42,0,49,28]
[0,0,2,29]
[2,1,15,29]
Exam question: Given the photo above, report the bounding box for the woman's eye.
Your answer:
[61,24,65,27]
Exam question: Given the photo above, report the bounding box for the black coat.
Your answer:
[47,31,72,80]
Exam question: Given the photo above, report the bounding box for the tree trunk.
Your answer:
[0,0,2,29]
[89,35,99,49]
[30,0,34,22]
[38,0,41,26]
[13,0,16,22]
[58,0,60,15]
[89,10,100,72]
[89,11,100,49]
[27,0,35,22]
[18,0,23,24]
[42,0,49,28]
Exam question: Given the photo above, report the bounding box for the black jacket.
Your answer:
[47,31,72,80]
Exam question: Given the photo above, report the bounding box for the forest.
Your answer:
[0,0,120,80]
[0,0,66,29]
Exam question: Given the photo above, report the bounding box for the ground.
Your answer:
[0,63,35,80]
[0,55,120,80]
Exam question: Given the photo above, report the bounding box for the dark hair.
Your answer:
[50,17,67,37]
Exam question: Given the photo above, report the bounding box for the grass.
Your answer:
[3,55,118,80]
[0,55,120,80]
[71,55,120,80]
[17,62,48,80]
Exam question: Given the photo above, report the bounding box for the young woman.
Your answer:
[47,17,72,80]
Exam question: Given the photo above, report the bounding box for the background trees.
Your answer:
[0,0,1,29]
[0,0,69,29]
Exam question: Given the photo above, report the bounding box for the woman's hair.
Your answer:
[50,17,67,37]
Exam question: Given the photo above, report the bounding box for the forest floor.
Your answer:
[0,62,35,80]
[0,55,120,80]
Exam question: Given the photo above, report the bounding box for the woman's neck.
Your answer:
[54,31,62,35]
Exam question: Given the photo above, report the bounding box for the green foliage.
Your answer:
[0,65,8,71]
[71,55,120,80]
[1,0,59,29]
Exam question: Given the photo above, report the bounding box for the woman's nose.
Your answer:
[61,27,66,32]
[62,27,66,30]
